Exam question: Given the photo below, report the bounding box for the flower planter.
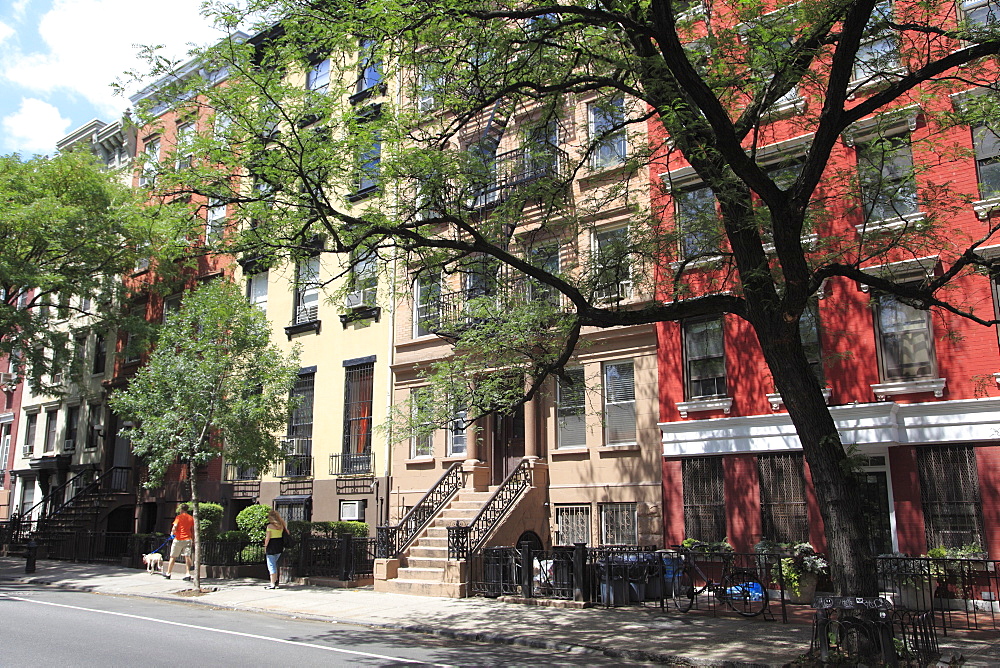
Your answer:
[895,580,934,610]
[784,572,818,604]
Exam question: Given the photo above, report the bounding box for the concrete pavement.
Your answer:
[2,557,997,666]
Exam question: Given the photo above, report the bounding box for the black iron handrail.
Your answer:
[376,461,463,559]
[448,458,532,560]
[21,469,92,519]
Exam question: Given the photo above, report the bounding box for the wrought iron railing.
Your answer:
[330,450,373,476]
[375,461,463,559]
[278,455,313,478]
[300,535,377,579]
[21,469,93,520]
[448,459,532,560]
[469,143,569,210]
[224,462,260,481]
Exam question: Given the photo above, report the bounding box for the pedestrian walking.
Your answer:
[163,504,195,581]
[264,509,288,589]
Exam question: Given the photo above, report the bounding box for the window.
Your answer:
[557,367,587,449]
[973,124,1000,200]
[918,445,985,549]
[555,505,591,545]
[22,413,37,457]
[306,58,331,93]
[246,272,268,314]
[874,289,935,381]
[603,361,636,445]
[357,131,381,193]
[599,502,637,545]
[342,362,374,466]
[857,135,918,221]
[65,405,79,452]
[349,251,378,305]
[205,199,226,243]
[961,0,1000,26]
[123,305,145,364]
[447,407,467,456]
[411,389,433,458]
[594,226,632,302]
[356,39,382,94]
[285,372,314,477]
[523,120,560,181]
[294,257,320,325]
[0,423,10,485]
[213,112,231,140]
[92,333,106,375]
[43,410,57,453]
[675,185,718,258]
[853,0,898,82]
[139,137,159,186]
[684,317,726,399]
[174,123,194,171]
[800,301,824,382]
[683,457,726,542]
[758,453,809,544]
[589,97,626,170]
[413,273,441,337]
[163,294,182,319]
[469,136,500,207]
[416,68,438,112]
[526,245,561,306]
[86,403,101,450]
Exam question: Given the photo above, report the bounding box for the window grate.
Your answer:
[343,363,374,457]
[599,502,637,546]
[289,373,315,440]
[683,456,725,542]
[758,453,808,544]
[555,505,591,546]
[917,445,984,549]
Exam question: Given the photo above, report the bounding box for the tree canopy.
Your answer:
[132,0,1000,594]
[0,150,153,392]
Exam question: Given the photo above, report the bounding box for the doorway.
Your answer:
[859,470,893,555]
[491,405,525,485]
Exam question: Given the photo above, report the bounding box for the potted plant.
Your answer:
[771,543,828,604]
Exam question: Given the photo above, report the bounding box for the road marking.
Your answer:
[3,595,454,667]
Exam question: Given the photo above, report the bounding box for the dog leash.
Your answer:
[150,537,172,554]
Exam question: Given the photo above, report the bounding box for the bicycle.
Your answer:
[669,546,769,617]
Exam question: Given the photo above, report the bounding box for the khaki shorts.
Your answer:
[170,539,192,559]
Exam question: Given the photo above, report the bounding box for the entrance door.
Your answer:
[491,406,525,485]
[859,471,893,555]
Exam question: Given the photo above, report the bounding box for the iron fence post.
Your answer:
[573,543,587,603]
[24,537,37,573]
[339,533,353,581]
[520,541,533,598]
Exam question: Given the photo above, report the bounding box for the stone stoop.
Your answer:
[375,490,494,598]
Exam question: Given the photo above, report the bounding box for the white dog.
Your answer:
[143,552,164,573]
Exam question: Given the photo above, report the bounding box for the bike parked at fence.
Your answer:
[670,545,769,617]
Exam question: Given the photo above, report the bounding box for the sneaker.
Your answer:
[162,573,171,579]
[182,575,192,581]
[264,584,278,590]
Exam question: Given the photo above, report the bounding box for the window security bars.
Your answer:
[917,445,985,550]
[330,450,374,476]
[599,502,637,546]
[683,456,726,542]
[376,461,463,559]
[342,362,374,461]
[758,453,809,544]
[555,505,591,546]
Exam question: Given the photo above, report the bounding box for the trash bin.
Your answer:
[597,558,630,606]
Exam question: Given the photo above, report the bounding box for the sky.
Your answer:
[0,0,229,156]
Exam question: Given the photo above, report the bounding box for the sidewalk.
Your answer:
[1,558,997,666]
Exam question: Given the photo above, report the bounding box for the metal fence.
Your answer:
[299,535,376,580]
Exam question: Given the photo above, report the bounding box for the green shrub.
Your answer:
[240,544,265,563]
[196,502,224,540]
[236,504,271,542]
[217,530,249,542]
[305,521,369,538]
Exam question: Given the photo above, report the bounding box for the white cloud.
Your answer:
[0,21,14,45]
[12,0,31,19]
[1,97,71,154]
[0,0,226,117]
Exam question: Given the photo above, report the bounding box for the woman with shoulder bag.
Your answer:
[263,509,289,589]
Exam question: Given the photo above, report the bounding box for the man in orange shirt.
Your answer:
[163,504,194,581]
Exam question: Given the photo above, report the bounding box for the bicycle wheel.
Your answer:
[720,572,768,617]
[671,567,696,613]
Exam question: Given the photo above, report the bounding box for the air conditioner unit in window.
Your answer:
[295,305,318,324]
[0,372,16,387]
[595,280,633,303]
[51,373,64,385]
[63,439,76,452]
[282,438,310,455]
[344,288,376,310]
[340,500,363,521]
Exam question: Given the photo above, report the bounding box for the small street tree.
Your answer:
[132,0,1000,595]
[109,279,299,590]
[0,150,153,391]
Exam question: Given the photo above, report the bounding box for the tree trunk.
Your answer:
[758,329,877,597]
[189,464,201,592]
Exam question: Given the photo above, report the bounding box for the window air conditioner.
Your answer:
[340,500,362,521]
[64,439,76,451]
[0,372,15,387]
[344,288,376,310]
[295,305,318,324]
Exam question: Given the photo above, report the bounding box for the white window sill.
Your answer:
[551,447,589,457]
[854,211,925,235]
[973,196,1000,220]
[598,443,640,452]
[871,377,946,400]
[675,397,733,418]
[767,388,832,411]
[765,95,806,119]
[404,456,435,465]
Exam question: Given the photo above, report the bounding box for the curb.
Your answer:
[0,573,694,665]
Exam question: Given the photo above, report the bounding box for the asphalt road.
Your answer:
[0,582,645,667]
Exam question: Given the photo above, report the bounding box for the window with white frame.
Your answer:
[857,134,919,222]
[684,317,726,399]
[416,68,438,112]
[213,112,231,140]
[294,256,320,325]
[602,361,636,445]
[675,185,718,258]
[43,410,57,453]
[599,502,637,545]
[557,367,587,449]
[306,57,331,93]
[973,124,1000,200]
[526,244,561,306]
[413,273,441,337]
[0,423,10,485]
[174,122,194,171]
[555,505,591,545]
[961,0,1000,26]
[356,39,382,94]
[246,272,268,314]
[594,226,632,302]
[22,413,37,457]
[411,389,433,458]
[139,137,159,187]
[447,407,467,456]
[589,97,626,170]
[873,288,936,381]
[205,199,226,243]
[853,0,899,82]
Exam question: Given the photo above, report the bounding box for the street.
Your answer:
[0,583,643,667]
